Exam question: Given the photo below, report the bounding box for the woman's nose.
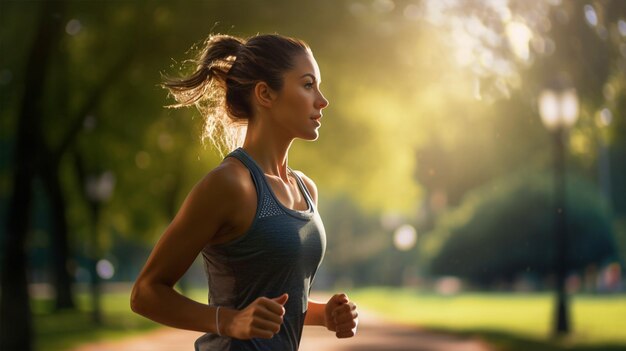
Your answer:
[317,91,329,109]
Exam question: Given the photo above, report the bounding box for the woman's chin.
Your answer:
[308,129,321,141]
[298,131,320,141]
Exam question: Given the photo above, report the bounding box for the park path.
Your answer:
[299,307,494,351]
[72,294,494,351]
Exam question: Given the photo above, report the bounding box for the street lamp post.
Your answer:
[85,171,115,324]
[538,85,579,335]
[596,108,613,201]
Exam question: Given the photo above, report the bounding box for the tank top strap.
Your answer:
[226,148,314,219]
[288,168,315,209]
[225,148,269,201]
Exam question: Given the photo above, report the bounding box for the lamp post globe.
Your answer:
[539,88,579,131]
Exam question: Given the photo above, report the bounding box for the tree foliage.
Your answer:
[422,172,617,285]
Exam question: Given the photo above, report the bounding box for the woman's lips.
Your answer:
[312,115,322,126]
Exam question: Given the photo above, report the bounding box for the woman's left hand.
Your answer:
[324,293,358,338]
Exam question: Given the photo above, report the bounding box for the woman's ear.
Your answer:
[253,81,276,108]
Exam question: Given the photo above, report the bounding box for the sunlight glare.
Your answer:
[421,0,550,99]
[538,90,559,130]
[506,21,533,61]
[561,89,579,127]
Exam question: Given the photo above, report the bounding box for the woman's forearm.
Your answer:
[131,282,219,334]
[304,299,327,326]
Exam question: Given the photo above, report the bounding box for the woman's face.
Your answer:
[270,51,329,141]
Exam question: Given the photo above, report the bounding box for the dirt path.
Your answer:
[300,306,493,351]
[72,307,493,351]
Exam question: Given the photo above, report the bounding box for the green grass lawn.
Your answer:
[347,287,626,351]
[32,286,626,351]
[33,290,161,351]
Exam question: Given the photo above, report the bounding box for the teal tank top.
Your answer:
[194,147,327,351]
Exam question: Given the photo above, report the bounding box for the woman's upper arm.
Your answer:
[135,165,242,287]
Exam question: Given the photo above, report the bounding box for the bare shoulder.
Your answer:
[202,157,252,192]
[133,156,256,287]
[196,157,255,212]
[168,156,256,245]
[176,156,254,228]
[293,170,318,205]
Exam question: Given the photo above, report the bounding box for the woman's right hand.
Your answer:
[221,294,288,339]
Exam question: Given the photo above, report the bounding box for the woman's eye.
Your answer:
[304,82,314,89]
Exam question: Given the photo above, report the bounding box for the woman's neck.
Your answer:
[242,121,294,181]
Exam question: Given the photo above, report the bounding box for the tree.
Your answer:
[423,172,617,286]
[1,2,66,349]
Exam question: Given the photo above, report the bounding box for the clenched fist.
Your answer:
[221,294,289,339]
[324,293,358,338]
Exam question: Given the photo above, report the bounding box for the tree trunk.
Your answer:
[0,2,65,350]
[1,159,35,351]
[40,155,76,310]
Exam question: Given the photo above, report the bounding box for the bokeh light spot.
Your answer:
[393,224,417,251]
[583,5,598,27]
[96,259,115,280]
[66,19,82,36]
[618,19,626,37]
